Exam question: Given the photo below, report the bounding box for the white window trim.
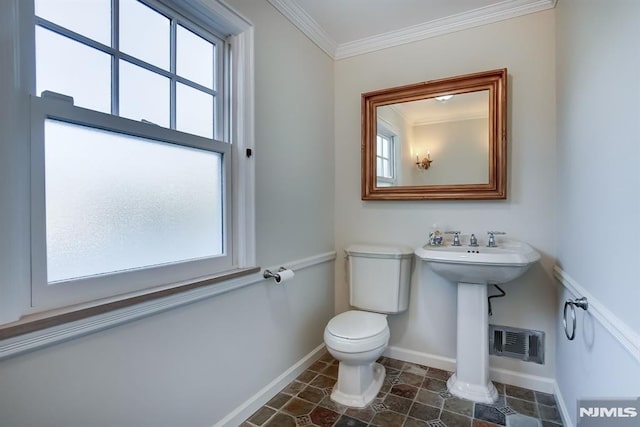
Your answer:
[30,97,234,311]
[0,0,255,327]
[376,122,398,185]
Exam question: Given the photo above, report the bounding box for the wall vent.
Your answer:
[489,324,544,364]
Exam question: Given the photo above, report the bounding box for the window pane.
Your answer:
[377,157,382,176]
[36,26,111,113]
[383,139,390,158]
[119,60,170,127]
[176,83,214,139]
[35,0,111,46]
[377,136,382,154]
[177,25,214,89]
[120,0,169,70]
[44,120,223,282]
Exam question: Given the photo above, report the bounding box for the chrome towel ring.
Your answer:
[563,297,588,340]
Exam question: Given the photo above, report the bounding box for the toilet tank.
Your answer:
[346,244,413,313]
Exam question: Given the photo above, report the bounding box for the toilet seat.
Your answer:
[324,310,390,353]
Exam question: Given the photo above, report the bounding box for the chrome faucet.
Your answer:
[487,231,506,247]
[469,234,478,247]
[452,232,461,246]
[445,231,462,246]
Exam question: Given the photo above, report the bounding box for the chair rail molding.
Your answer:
[553,265,640,364]
[0,251,336,360]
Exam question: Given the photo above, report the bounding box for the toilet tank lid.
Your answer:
[326,310,388,339]
[345,244,413,259]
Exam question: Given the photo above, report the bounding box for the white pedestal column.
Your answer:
[447,282,498,403]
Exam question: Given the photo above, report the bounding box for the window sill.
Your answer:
[0,266,260,349]
[0,251,337,361]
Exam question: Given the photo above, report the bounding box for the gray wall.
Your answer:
[0,1,335,426]
[555,0,640,424]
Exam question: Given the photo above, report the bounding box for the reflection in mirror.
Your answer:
[362,68,507,200]
[376,91,489,187]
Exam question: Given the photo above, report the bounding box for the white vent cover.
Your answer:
[489,324,544,364]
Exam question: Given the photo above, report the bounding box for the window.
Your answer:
[34,0,225,136]
[21,0,255,312]
[376,132,396,187]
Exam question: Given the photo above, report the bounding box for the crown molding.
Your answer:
[267,0,556,61]
[266,0,337,58]
[336,0,557,59]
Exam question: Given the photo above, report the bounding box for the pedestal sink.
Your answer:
[415,240,540,403]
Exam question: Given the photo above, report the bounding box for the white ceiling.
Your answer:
[266,0,557,59]
[295,0,500,45]
[390,91,489,126]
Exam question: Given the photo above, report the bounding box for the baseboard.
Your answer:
[384,346,457,372]
[489,366,555,394]
[212,343,326,427]
[384,346,555,394]
[553,380,574,427]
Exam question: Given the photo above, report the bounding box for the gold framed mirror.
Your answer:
[361,69,507,200]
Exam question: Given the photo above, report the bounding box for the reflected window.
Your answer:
[376,131,396,187]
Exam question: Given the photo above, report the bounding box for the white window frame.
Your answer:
[0,0,255,323]
[376,123,398,186]
[30,97,234,310]
[34,0,228,139]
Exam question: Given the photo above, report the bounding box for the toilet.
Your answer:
[323,244,413,408]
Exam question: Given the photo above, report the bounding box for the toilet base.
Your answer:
[330,362,385,408]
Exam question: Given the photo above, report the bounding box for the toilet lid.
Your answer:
[326,310,387,340]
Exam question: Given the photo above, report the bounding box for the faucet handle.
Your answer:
[445,231,462,246]
[486,231,505,247]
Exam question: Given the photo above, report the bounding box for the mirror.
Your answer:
[362,69,507,200]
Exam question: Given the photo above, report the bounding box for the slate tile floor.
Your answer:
[242,354,564,427]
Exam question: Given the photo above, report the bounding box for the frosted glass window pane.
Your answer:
[176,83,214,139]
[120,0,169,70]
[35,0,111,46]
[45,119,223,282]
[177,25,214,89]
[119,60,170,127]
[36,27,111,113]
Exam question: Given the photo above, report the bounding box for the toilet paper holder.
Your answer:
[263,267,293,284]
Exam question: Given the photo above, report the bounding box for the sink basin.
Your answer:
[414,240,540,284]
[415,239,540,403]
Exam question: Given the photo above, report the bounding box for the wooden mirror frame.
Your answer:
[361,68,507,200]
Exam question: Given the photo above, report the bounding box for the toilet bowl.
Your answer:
[324,244,413,408]
[324,310,390,408]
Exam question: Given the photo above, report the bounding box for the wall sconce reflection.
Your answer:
[416,151,433,170]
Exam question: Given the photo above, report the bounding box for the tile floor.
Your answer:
[242,354,564,427]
